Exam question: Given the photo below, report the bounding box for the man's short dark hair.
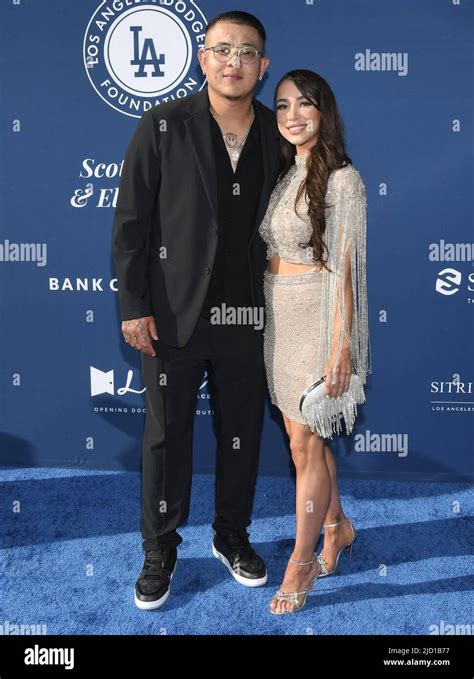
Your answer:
[205,10,267,51]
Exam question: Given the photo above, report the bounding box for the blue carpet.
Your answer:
[1,467,472,635]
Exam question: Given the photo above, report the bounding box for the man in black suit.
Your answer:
[112,10,281,609]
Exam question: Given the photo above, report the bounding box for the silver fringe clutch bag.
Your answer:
[299,374,366,439]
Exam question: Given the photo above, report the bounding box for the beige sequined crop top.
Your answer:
[258,154,365,264]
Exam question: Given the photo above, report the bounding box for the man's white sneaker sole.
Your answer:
[134,561,177,610]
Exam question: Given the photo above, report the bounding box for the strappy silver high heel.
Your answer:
[316,517,357,577]
[269,554,321,615]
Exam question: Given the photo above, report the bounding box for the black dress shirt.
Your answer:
[200,109,263,320]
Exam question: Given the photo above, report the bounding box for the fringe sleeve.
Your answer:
[317,166,372,387]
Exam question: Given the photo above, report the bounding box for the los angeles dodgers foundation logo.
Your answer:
[83,0,207,117]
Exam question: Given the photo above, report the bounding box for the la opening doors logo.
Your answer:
[83,0,207,117]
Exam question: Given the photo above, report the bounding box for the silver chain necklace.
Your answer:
[210,105,255,162]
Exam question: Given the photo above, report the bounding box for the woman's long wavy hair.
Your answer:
[273,70,352,272]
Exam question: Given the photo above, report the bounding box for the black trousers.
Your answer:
[140,315,266,551]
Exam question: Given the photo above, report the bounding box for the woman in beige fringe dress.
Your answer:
[258,70,372,614]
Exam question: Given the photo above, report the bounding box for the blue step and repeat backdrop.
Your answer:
[1,0,472,479]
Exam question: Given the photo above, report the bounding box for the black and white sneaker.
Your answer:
[134,545,177,610]
[212,530,267,587]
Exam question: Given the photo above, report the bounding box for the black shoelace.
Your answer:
[226,533,256,561]
[142,549,172,581]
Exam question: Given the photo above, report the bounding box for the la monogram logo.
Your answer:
[83,0,207,118]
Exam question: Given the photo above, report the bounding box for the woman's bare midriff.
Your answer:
[267,254,323,275]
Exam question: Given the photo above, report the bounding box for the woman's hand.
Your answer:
[323,348,352,399]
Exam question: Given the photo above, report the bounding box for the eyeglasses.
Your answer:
[201,45,263,65]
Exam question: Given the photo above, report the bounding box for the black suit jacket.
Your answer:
[112,86,282,347]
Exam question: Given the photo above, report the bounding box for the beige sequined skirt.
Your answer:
[263,268,325,425]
